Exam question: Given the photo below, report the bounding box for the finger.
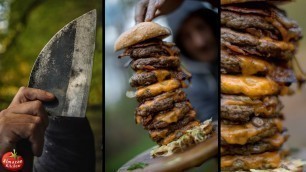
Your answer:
[6,101,49,127]
[10,123,45,156]
[135,0,149,24]
[145,0,158,22]
[9,87,55,107]
[3,113,41,124]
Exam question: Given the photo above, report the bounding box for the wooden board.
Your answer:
[118,133,218,172]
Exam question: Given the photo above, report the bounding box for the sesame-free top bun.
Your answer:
[221,0,291,5]
[114,22,171,51]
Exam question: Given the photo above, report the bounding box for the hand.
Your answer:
[135,0,183,23]
[0,87,54,157]
[134,0,218,24]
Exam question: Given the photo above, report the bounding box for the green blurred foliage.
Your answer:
[0,0,102,171]
[0,0,102,108]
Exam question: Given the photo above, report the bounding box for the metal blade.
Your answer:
[28,10,96,118]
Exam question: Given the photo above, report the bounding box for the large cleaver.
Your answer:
[17,10,96,171]
[28,10,96,117]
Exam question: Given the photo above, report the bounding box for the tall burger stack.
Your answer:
[114,22,214,157]
[221,0,304,171]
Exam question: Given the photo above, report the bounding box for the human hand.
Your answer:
[0,87,54,157]
[135,0,183,23]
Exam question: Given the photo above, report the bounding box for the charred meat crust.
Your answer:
[221,27,295,60]
[135,89,187,117]
[221,117,281,145]
[129,70,191,87]
[151,119,199,145]
[136,101,192,129]
[221,48,296,84]
[221,132,289,155]
[221,94,283,122]
[118,39,180,59]
[131,56,180,71]
[221,3,302,42]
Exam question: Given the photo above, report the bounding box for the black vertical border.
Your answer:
[102,0,106,171]
[217,0,221,171]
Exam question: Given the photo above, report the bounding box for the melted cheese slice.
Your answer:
[221,75,280,97]
[136,79,181,98]
[149,129,168,139]
[221,118,283,145]
[153,70,171,82]
[238,55,274,75]
[154,103,192,124]
[155,107,184,124]
[221,151,282,170]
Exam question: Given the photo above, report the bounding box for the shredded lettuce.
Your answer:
[151,118,213,157]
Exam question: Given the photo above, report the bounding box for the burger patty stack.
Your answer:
[220,0,303,171]
[114,22,214,157]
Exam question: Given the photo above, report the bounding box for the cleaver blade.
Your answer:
[28,10,96,118]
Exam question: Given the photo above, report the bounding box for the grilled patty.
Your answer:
[221,117,283,145]
[221,151,283,171]
[221,94,283,122]
[136,101,192,129]
[221,132,288,155]
[131,56,180,71]
[148,114,198,144]
[119,39,180,59]
[221,2,302,42]
[221,27,296,60]
[221,48,296,84]
[129,70,190,87]
[135,89,186,117]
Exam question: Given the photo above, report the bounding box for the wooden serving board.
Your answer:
[118,133,218,172]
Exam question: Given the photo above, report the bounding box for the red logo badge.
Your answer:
[1,149,24,171]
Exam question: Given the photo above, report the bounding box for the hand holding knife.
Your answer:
[0,10,96,171]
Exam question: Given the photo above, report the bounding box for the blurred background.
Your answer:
[0,0,102,171]
[105,0,306,171]
[105,0,218,171]
[280,0,306,161]
[105,1,167,171]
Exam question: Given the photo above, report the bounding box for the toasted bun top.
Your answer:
[114,22,171,51]
[221,0,291,5]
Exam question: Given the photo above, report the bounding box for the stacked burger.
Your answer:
[220,0,304,171]
[114,22,214,157]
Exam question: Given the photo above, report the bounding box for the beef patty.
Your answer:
[221,94,283,122]
[144,101,193,129]
[135,89,186,117]
[221,132,288,155]
[221,27,296,60]
[148,115,198,145]
[119,39,180,59]
[221,151,284,171]
[221,117,283,145]
[221,48,296,84]
[221,2,302,42]
[131,56,180,71]
[129,69,191,87]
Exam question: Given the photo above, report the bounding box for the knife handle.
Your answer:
[16,139,33,172]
